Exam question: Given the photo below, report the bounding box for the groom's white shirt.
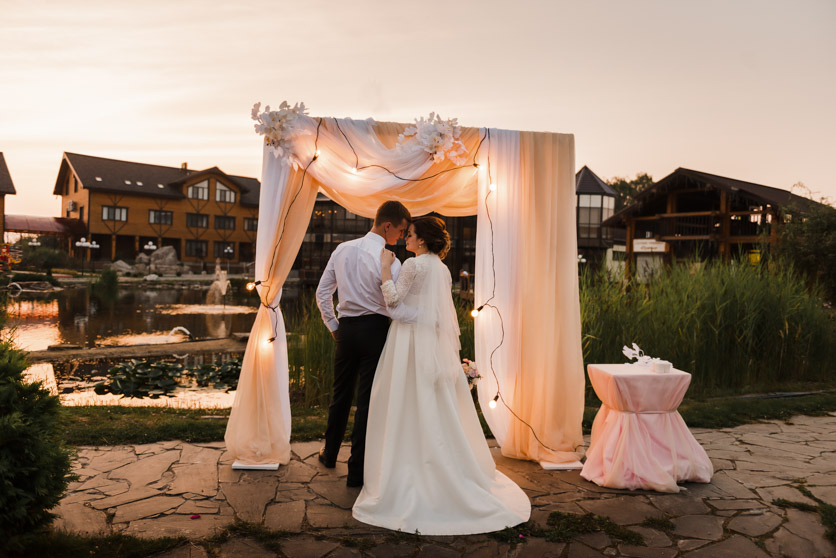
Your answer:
[316,231,404,332]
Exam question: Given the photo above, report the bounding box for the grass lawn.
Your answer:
[62,391,836,446]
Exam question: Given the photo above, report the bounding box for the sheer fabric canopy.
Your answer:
[225,115,584,466]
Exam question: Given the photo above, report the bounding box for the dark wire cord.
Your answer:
[259,117,324,342]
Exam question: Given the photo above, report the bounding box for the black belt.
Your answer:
[338,314,389,323]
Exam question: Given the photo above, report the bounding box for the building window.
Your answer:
[216,183,236,203]
[577,194,603,239]
[185,240,208,258]
[214,215,236,230]
[187,180,209,200]
[186,213,208,228]
[102,205,128,221]
[244,217,258,231]
[79,206,84,221]
[214,241,235,259]
[149,210,173,225]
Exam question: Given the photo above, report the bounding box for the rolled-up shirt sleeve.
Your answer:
[316,252,340,332]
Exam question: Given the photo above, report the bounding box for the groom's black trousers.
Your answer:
[323,313,390,483]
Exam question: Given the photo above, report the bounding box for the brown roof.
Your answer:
[53,153,260,206]
[603,167,819,227]
[0,153,17,195]
[5,215,86,235]
[576,165,616,196]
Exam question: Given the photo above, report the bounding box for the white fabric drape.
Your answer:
[474,130,521,446]
[225,115,584,467]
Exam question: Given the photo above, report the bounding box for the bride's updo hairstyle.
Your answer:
[412,216,451,260]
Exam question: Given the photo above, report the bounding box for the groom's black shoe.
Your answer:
[318,449,336,469]
[346,477,363,488]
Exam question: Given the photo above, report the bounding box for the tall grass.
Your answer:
[286,294,335,407]
[284,260,832,406]
[580,259,835,396]
[285,291,475,407]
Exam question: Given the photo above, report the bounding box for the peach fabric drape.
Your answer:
[225,116,584,466]
[224,150,319,465]
[475,131,585,464]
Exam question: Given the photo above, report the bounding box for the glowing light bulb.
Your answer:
[488,393,500,409]
[473,162,480,169]
[263,339,271,348]
[246,282,256,291]
[315,149,321,157]
[470,308,480,318]
[489,183,497,192]
[351,167,357,174]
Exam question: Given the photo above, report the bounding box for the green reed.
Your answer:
[284,291,475,408]
[580,259,835,396]
[285,293,336,408]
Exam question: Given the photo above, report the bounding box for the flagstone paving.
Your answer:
[53,413,836,557]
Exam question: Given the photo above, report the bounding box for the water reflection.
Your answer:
[4,286,259,351]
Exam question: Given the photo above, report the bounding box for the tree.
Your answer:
[19,246,67,275]
[777,191,836,303]
[607,173,654,211]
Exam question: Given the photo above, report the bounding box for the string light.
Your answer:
[246,280,260,291]
[488,393,499,409]
[254,114,558,455]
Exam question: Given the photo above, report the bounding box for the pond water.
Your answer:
[6,285,260,351]
[8,284,266,407]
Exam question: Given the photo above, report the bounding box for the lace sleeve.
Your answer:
[382,257,420,308]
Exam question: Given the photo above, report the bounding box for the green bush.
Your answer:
[93,268,119,298]
[19,247,67,275]
[580,259,836,396]
[0,343,74,549]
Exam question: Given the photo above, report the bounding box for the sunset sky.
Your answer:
[2,0,834,217]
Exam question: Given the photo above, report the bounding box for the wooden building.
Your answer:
[602,168,817,278]
[53,153,260,264]
[0,153,17,238]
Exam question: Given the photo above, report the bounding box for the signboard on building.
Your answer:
[633,239,667,253]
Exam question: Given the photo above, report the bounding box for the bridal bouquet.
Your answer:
[251,101,310,165]
[462,359,481,390]
[398,112,468,165]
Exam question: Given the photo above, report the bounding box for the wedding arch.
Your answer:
[225,104,585,468]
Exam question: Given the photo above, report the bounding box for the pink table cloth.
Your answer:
[580,364,713,493]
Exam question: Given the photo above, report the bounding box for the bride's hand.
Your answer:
[380,248,396,267]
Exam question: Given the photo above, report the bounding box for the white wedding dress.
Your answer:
[352,253,531,535]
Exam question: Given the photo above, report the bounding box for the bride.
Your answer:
[352,216,531,535]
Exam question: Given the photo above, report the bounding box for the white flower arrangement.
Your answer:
[397,112,468,165]
[462,358,481,390]
[251,101,310,165]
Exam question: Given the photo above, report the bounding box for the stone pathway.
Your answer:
[54,414,836,557]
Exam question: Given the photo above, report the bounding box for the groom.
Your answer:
[315,201,412,487]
